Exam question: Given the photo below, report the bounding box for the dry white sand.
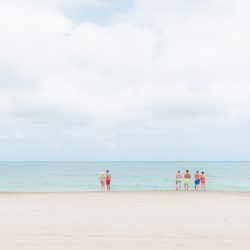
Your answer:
[0,191,250,250]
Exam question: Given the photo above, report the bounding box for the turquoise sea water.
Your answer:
[0,161,249,192]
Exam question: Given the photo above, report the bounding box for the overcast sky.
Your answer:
[0,0,250,161]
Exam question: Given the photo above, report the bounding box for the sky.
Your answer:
[0,0,250,161]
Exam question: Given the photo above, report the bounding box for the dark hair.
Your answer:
[202,171,204,174]
[178,170,180,173]
[196,170,199,173]
[106,170,109,173]
[186,170,189,172]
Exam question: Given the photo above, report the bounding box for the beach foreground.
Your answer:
[0,191,250,250]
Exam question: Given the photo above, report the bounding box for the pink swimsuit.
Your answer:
[201,176,206,184]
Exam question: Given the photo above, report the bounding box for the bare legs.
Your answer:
[201,183,206,191]
[176,181,181,190]
[184,183,189,191]
[100,182,105,192]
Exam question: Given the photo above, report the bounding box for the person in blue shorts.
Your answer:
[194,170,201,191]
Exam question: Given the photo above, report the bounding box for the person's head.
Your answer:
[186,170,189,173]
[202,171,204,174]
[177,170,180,173]
[196,170,199,173]
[106,170,109,173]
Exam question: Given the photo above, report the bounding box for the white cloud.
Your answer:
[0,0,250,160]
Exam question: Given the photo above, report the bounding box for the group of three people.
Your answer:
[176,170,206,191]
[99,170,111,192]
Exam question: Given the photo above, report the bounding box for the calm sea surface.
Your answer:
[0,161,249,192]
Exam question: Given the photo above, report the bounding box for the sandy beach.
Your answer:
[0,191,250,250]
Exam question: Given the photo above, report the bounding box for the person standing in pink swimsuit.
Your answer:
[200,171,206,191]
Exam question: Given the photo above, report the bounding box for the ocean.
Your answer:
[0,161,249,192]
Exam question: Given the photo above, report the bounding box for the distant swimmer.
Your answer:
[99,172,106,192]
[184,170,191,191]
[201,171,206,191]
[194,171,201,191]
[106,170,111,192]
[176,170,182,191]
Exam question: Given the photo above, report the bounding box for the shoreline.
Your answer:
[0,190,250,194]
